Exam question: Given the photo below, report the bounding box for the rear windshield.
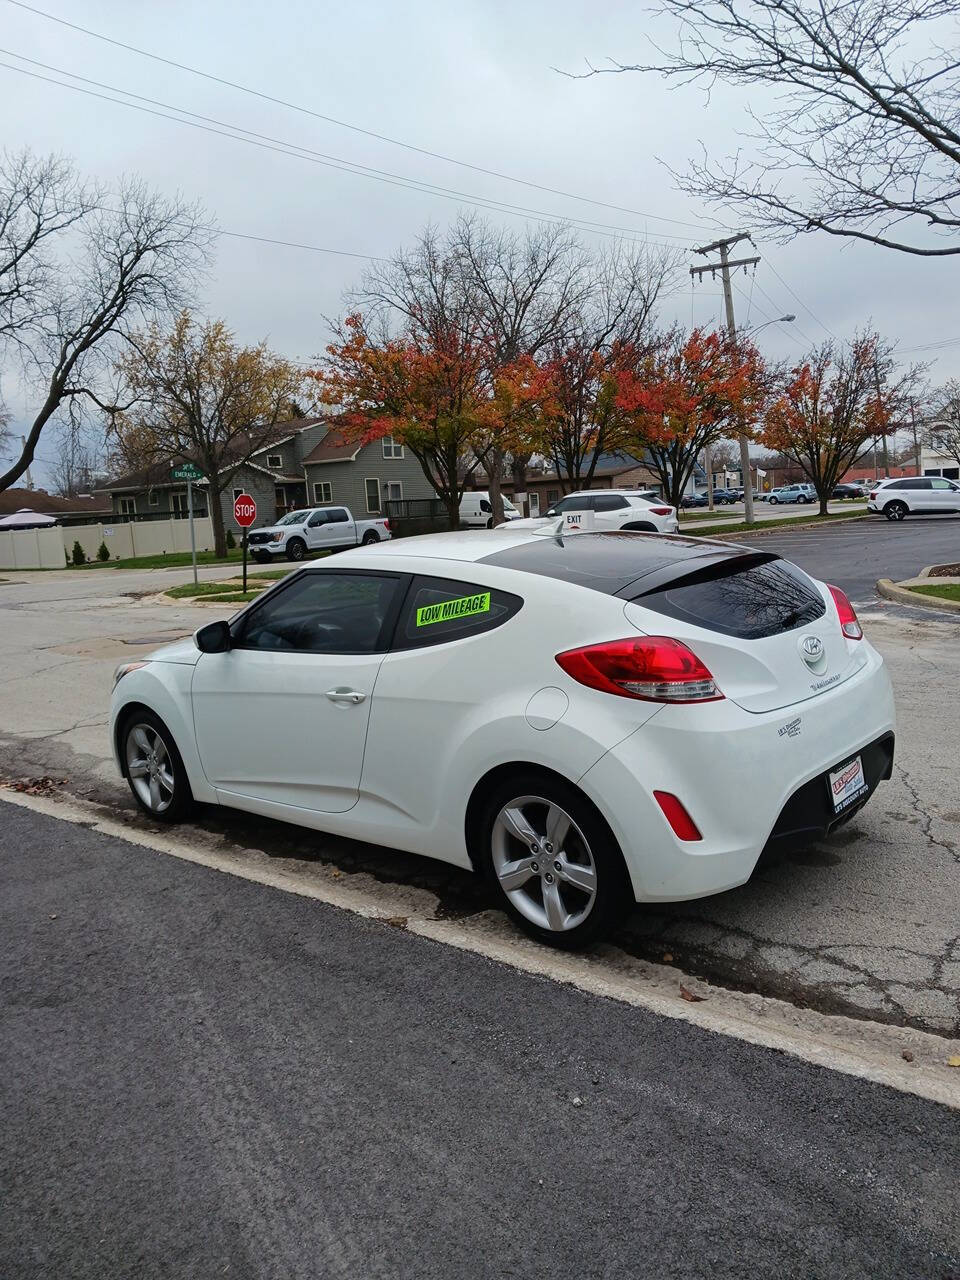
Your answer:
[630,557,825,639]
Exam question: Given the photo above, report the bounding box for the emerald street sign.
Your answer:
[170,462,203,482]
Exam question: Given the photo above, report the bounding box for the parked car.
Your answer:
[246,506,391,562]
[509,490,679,534]
[460,491,522,528]
[867,476,960,521]
[680,492,708,509]
[832,483,864,500]
[711,488,740,505]
[111,528,895,948]
[767,484,817,505]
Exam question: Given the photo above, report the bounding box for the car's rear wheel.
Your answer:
[286,537,306,560]
[479,773,631,949]
[884,501,908,521]
[361,530,380,544]
[121,710,193,823]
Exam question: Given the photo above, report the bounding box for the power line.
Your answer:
[0,55,698,250]
[764,260,836,339]
[749,277,817,347]
[5,0,720,236]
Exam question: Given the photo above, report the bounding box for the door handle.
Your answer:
[325,688,366,704]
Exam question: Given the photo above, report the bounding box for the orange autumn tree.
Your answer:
[762,334,903,515]
[307,314,490,529]
[616,327,767,511]
[474,354,556,517]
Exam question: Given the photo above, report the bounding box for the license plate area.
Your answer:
[828,754,868,813]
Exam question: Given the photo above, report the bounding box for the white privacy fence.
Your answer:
[0,516,216,569]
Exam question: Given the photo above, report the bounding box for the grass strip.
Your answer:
[908,583,960,602]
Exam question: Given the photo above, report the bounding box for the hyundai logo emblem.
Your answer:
[799,634,825,667]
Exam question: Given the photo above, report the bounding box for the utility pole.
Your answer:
[691,232,761,523]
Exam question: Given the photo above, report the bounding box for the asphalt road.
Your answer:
[732,515,960,603]
[2,805,958,1280]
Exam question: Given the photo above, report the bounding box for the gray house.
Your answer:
[104,418,436,528]
[302,429,436,516]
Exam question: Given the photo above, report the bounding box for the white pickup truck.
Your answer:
[246,506,392,562]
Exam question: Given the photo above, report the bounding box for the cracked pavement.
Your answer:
[1,547,958,1037]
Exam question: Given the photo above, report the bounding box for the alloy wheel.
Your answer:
[125,723,176,814]
[491,794,598,932]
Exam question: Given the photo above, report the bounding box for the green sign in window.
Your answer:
[415,592,491,628]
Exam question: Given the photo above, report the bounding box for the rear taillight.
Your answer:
[383,519,391,531]
[555,636,722,703]
[649,507,673,516]
[868,491,877,501]
[828,584,863,640]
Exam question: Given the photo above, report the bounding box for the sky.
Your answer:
[3,0,956,486]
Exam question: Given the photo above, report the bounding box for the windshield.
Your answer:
[276,510,310,525]
[503,498,518,511]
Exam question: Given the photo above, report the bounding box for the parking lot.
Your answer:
[1,517,958,1036]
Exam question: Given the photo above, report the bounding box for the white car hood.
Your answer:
[146,637,204,666]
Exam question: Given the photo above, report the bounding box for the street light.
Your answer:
[738,314,795,522]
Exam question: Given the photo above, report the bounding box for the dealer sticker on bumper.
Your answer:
[829,755,868,813]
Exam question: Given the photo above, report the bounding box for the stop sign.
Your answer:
[234,493,257,527]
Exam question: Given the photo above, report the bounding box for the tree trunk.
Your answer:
[209,491,228,558]
[487,448,506,526]
[819,495,829,516]
[444,494,461,530]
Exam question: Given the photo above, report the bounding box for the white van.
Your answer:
[459,491,522,528]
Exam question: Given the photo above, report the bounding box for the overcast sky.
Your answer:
[4,0,956,484]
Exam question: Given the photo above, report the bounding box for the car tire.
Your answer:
[884,501,908,522]
[286,537,306,561]
[769,496,778,505]
[361,530,380,545]
[254,551,272,564]
[804,496,814,504]
[478,772,632,950]
[120,709,194,824]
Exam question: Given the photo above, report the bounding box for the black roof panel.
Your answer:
[480,531,762,596]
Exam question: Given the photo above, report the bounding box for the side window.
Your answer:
[307,511,327,527]
[930,478,953,490]
[394,575,523,650]
[327,508,350,523]
[237,572,403,655]
[552,495,593,514]
[480,499,492,513]
[594,493,629,511]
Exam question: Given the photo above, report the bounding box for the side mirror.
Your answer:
[194,620,232,653]
[545,508,557,517]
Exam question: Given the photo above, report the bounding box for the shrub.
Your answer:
[71,540,86,566]
[226,527,236,550]
[96,541,110,562]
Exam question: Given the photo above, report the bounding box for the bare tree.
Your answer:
[925,379,960,467]
[0,149,212,493]
[582,0,960,256]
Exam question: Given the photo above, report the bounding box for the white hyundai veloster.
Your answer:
[111,528,895,948]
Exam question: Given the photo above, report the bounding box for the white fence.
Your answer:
[0,516,216,570]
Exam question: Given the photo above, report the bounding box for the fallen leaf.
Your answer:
[680,984,706,1003]
[383,916,408,929]
[48,914,58,921]
[901,1050,914,1063]
[570,1096,584,1107]
[662,952,674,963]
[948,1055,960,1068]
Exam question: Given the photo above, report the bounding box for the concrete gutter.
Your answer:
[877,575,960,613]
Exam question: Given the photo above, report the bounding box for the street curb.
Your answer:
[876,577,960,613]
[687,515,871,541]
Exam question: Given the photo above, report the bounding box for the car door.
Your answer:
[305,509,335,551]
[591,492,631,528]
[325,507,357,547]
[930,477,960,511]
[190,569,406,812]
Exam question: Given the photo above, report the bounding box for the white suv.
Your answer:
[868,476,960,521]
[507,490,679,534]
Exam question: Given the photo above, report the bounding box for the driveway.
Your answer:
[0,526,957,1035]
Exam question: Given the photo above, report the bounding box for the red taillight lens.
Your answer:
[648,507,673,516]
[868,491,877,501]
[383,518,391,531]
[654,791,702,841]
[828,584,863,640]
[555,636,723,703]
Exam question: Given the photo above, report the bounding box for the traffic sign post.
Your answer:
[170,462,204,584]
[233,492,257,592]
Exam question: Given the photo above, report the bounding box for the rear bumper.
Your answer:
[577,641,895,903]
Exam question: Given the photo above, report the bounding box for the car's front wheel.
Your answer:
[479,773,631,949]
[286,537,306,561]
[121,710,193,823]
[768,496,778,505]
[884,500,908,521]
